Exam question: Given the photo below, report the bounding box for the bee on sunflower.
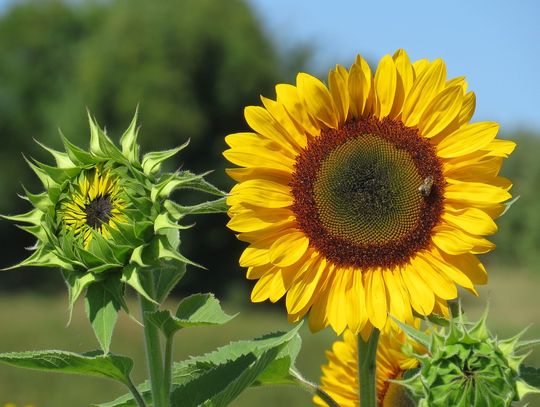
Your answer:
[224,49,514,337]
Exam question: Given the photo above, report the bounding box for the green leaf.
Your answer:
[145,293,236,337]
[98,324,303,407]
[171,346,281,407]
[152,261,187,303]
[521,365,540,389]
[141,140,189,176]
[0,350,133,385]
[85,282,122,354]
[391,316,431,348]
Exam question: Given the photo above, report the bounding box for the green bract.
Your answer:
[397,310,540,407]
[2,110,226,352]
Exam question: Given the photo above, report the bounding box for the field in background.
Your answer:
[0,268,538,407]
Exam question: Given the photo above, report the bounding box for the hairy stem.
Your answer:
[139,271,168,407]
[125,375,148,407]
[358,329,380,407]
[163,334,174,398]
[290,367,340,407]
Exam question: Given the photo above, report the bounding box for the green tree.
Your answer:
[0,0,307,293]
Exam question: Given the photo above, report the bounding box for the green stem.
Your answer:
[289,367,340,407]
[358,329,380,407]
[125,376,148,407]
[139,271,168,407]
[163,334,174,397]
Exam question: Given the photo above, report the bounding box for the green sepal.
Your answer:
[141,140,189,176]
[0,350,134,385]
[20,187,53,212]
[119,107,140,163]
[1,208,43,225]
[120,265,156,304]
[85,280,124,354]
[164,197,228,221]
[390,316,431,348]
[154,234,204,269]
[23,156,57,190]
[31,158,81,185]
[88,112,126,163]
[150,171,205,202]
[3,246,73,271]
[64,270,96,324]
[500,195,519,217]
[145,293,236,337]
[61,133,97,166]
[34,139,75,169]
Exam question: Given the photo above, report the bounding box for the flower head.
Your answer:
[399,309,540,406]
[2,110,224,351]
[314,328,419,406]
[224,49,515,335]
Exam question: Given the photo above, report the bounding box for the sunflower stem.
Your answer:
[125,375,148,407]
[289,367,340,407]
[163,334,174,399]
[358,329,380,407]
[139,271,168,407]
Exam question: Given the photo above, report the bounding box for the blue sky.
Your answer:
[0,0,538,132]
[248,0,540,132]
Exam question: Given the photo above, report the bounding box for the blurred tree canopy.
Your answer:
[0,0,307,294]
[0,0,538,297]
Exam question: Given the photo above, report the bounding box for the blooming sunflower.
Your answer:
[224,49,515,335]
[313,329,418,406]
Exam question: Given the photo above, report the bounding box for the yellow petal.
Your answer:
[401,264,435,315]
[286,256,326,314]
[419,86,463,139]
[244,106,298,154]
[442,207,497,235]
[296,72,338,129]
[445,180,511,204]
[412,59,429,77]
[328,64,350,124]
[275,83,320,138]
[225,167,291,184]
[424,248,476,292]
[412,254,458,300]
[308,277,331,332]
[348,54,372,117]
[269,231,310,267]
[374,55,397,118]
[383,268,413,324]
[327,268,349,334]
[345,267,368,334]
[483,139,516,157]
[458,91,476,126]
[251,268,277,302]
[227,207,295,233]
[437,122,499,158]
[228,179,293,208]
[223,145,295,172]
[402,59,446,127]
[432,225,495,255]
[365,269,388,329]
[393,49,414,99]
[260,96,308,150]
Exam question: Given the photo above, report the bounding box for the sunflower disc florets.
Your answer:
[2,111,225,350]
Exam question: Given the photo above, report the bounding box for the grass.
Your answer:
[0,268,538,406]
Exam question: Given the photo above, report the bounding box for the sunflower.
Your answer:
[313,329,418,406]
[60,167,127,247]
[224,49,514,335]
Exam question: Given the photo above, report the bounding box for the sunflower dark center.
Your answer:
[291,116,444,269]
[85,194,113,229]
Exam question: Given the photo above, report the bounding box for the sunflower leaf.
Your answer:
[96,323,303,407]
[0,350,133,385]
[145,293,236,337]
[85,281,122,354]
